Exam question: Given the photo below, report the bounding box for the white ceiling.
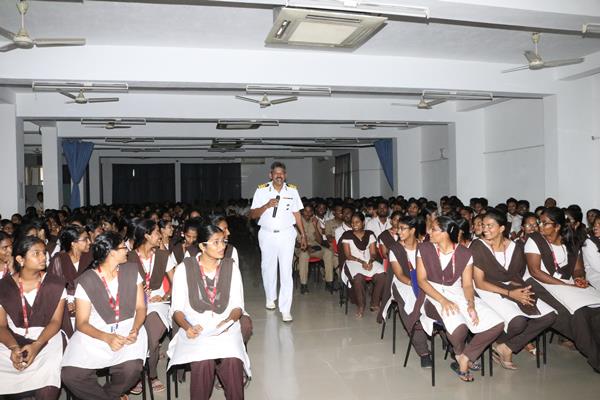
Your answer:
[0,0,599,64]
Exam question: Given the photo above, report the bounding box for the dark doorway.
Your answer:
[112,164,175,204]
[181,163,241,205]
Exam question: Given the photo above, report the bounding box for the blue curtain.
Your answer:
[62,140,94,209]
[374,139,394,190]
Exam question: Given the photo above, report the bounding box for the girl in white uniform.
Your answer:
[416,216,503,382]
[524,207,600,372]
[0,236,65,400]
[471,209,556,370]
[168,224,250,400]
[340,212,386,319]
[582,217,600,290]
[0,232,14,279]
[61,231,148,400]
[128,219,175,394]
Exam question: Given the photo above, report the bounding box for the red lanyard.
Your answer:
[545,239,565,272]
[18,275,41,336]
[97,266,120,325]
[137,251,155,292]
[436,243,456,286]
[197,255,221,309]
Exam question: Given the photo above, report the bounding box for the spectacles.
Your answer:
[398,226,412,231]
[523,223,538,229]
[203,239,228,247]
[76,237,91,242]
[430,227,443,233]
[538,221,555,227]
[482,223,498,229]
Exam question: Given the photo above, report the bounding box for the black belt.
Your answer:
[260,226,292,233]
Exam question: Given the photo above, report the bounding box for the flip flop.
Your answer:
[450,361,474,382]
[492,349,518,370]
[129,381,143,395]
[469,359,482,371]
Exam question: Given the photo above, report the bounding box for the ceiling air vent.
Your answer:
[265,7,386,48]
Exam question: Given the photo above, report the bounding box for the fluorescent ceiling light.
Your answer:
[265,7,386,48]
[290,149,328,153]
[354,121,410,128]
[33,82,129,93]
[288,1,430,18]
[583,23,600,35]
[246,85,331,96]
[105,137,154,143]
[216,120,279,130]
[120,148,160,153]
[81,118,146,126]
[423,90,493,100]
[207,148,246,153]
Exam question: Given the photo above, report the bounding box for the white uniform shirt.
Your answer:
[366,217,392,239]
[250,182,303,231]
[507,213,522,235]
[335,223,352,244]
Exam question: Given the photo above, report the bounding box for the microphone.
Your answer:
[272,195,280,218]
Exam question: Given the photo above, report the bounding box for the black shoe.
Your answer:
[300,284,309,294]
[420,354,433,369]
[325,282,334,293]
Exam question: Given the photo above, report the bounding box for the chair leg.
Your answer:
[146,361,155,400]
[141,367,147,400]
[489,346,493,377]
[536,335,541,368]
[381,305,391,340]
[166,367,171,400]
[392,307,397,355]
[404,324,416,367]
[543,330,548,365]
[431,333,436,387]
[344,285,349,315]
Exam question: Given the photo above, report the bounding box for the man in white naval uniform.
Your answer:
[250,161,307,322]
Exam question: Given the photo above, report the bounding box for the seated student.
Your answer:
[366,199,391,239]
[61,232,148,400]
[525,207,600,372]
[582,216,600,290]
[168,224,250,400]
[340,212,386,318]
[47,225,93,337]
[377,211,402,258]
[416,216,504,382]
[127,219,175,394]
[210,214,253,345]
[516,212,539,244]
[334,205,354,245]
[0,232,14,279]
[471,214,484,239]
[380,215,432,368]
[294,204,335,294]
[158,219,175,251]
[471,209,556,370]
[171,217,202,264]
[0,236,65,400]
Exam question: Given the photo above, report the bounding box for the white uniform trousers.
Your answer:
[258,227,297,314]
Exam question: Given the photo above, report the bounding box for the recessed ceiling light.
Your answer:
[216,120,279,130]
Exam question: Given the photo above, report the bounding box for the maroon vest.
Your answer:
[172,242,200,265]
[418,241,471,286]
[340,230,376,281]
[47,251,93,295]
[528,232,578,279]
[182,256,234,314]
[471,239,540,315]
[127,249,169,290]
[0,273,65,345]
[77,263,138,324]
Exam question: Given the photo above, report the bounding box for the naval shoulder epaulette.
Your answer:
[257,183,269,189]
[287,183,297,189]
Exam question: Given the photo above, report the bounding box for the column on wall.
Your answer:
[41,126,63,209]
[395,129,422,198]
[0,105,25,215]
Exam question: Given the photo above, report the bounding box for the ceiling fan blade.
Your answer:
[235,95,260,104]
[391,103,416,108]
[0,43,18,52]
[0,26,15,41]
[524,50,541,63]
[58,90,77,100]
[34,38,86,47]
[427,98,446,107]
[87,97,120,103]
[270,96,298,105]
[65,100,78,104]
[110,125,131,129]
[542,58,585,68]
[501,65,530,73]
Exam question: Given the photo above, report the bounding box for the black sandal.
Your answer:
[451,361,474,382]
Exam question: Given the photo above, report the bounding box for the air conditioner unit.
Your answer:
[265,7,387,48]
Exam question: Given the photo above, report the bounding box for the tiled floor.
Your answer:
[60,235,600,400]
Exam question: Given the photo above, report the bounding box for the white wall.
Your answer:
[484,99,545,207]
[356,147,389,197]
[395,129,422,198]
[421,125,450,202]
[241,158,313,199]
[312,157,335,198]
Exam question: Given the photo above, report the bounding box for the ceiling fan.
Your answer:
[235,93,298,108]
[392,96,447,110]
[82,118,146,129]
[502,33,584,73]
[0,0,86,53]
[59,89,119,104]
